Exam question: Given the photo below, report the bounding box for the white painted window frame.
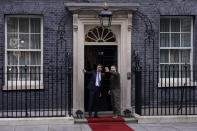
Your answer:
[159,16,196,87]
[4,15,43,90]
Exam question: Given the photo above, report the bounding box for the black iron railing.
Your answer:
[0,66,72,118]
[135,65,197,116]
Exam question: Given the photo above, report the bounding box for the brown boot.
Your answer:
[112,114,118,119]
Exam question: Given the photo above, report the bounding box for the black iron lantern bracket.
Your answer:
[99,2,113,27]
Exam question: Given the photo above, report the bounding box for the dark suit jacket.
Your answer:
[85,70,104,91]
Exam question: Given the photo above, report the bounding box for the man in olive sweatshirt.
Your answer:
[105,65,121,118]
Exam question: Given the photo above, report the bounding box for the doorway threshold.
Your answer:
[84,111,114,117]
[74,111,137,124]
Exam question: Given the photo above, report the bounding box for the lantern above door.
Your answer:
[99,2,112,27]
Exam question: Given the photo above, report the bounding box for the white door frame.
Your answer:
[72,13,133,116]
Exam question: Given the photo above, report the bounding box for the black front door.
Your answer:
[84,45,118,111]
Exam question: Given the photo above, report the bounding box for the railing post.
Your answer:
[134,53,142,115]
[24,65,28,117]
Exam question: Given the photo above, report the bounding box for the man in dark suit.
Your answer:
[83,64,104,118]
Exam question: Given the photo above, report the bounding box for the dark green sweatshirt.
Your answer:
[109,72,120,90]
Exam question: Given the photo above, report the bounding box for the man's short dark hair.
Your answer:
[97,64,103,67]
[111,65,117,69]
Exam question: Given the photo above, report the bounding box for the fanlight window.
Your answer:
[85,26,116,42]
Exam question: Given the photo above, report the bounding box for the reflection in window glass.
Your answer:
[19,34,29,49]
[7,34,18,49]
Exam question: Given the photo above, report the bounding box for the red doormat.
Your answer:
[87,117,134,131]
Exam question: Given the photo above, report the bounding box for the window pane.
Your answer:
[161,64,180,78]
[19,66,29,80]
[160,33,170,47]
[7,34,18,49]
[170,64,179,78]
[181,50,190,63]
[171,33,180,47]
[160,18,170,32]
[19,18,29,33]
[19,34,29,49]
[19,52,30,65]
[181,64,191,78]
[7,17,18,33]
[30,34,40,49]
[181,18,191,32]
[31,52,41,65]
[7,66,18,81]
[160,64,169,78]
[31,18,41,33]
[171,18,180,32]
[8,52,18,65]
[160,50,169,63]
[30,66,41,80]
[170,50,179,63]
[181,33,191,47]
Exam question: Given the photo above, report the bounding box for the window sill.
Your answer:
[3,81,44,90]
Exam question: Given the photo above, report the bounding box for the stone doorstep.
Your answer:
[74,111,138,123]
[0,117,74,126]
[134,113,197,124]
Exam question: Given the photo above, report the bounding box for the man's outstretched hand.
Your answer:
[108,90,111,95]
[82,69,86,73]
[99,92,102,97]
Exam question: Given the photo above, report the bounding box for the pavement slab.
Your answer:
[127,123,197,131]
[14,125,48,131]
[127,124,148,131]
[49,125,81,131]
[0,126,14,131]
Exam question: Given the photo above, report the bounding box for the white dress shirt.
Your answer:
[95,72,101,86]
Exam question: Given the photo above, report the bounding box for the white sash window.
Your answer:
[159,16,194,87]
[5,15,43,90]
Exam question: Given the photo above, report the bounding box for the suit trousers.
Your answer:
[88,86,100,117]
